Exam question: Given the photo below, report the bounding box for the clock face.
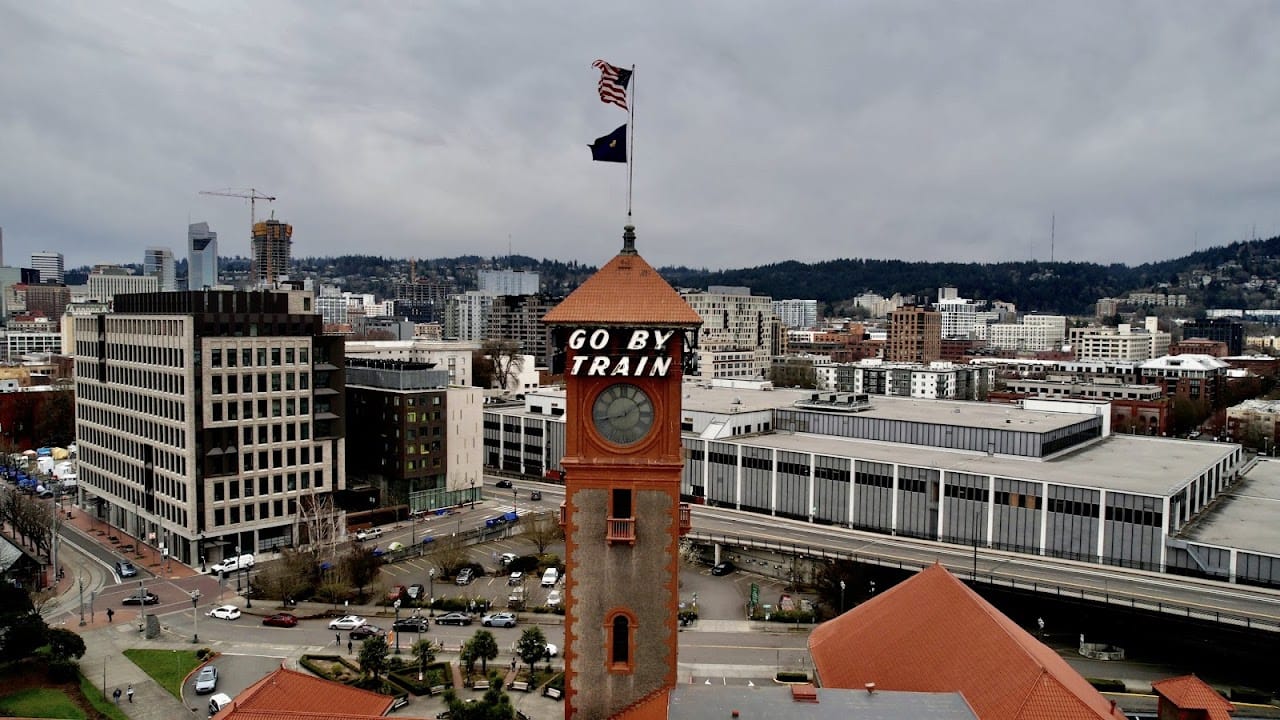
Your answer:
[591,383,655,446]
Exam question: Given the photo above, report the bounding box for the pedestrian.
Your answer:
[107,608,114,623]
[126,684,134,703]
[348,639,353,654]
[510,657,516,672]
[112,688,121,704]
[335,632,342,646]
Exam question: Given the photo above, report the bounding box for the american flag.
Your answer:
[592,59,631,110]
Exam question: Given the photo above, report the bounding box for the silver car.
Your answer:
[194,665,218,694]
[481,612,517,628]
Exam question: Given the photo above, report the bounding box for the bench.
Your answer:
[390,695,409,710]
[428,685,446,696]
[472,680,490,690]
[510,681,530,693]
[543,687,563,700]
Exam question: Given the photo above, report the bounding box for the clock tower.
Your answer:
[543,225,702,720]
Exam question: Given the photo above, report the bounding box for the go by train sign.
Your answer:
[560,327,697,378]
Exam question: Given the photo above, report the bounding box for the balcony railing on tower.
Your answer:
[679,503,692,536]
[607,517,636,545]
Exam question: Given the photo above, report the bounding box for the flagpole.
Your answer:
[627,64,635,219]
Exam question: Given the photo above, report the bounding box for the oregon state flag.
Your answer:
[589,125,627,163]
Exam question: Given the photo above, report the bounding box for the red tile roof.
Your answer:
[1153,675,1234,720]
[214,666,396,720]
[542,225,702,327]
[808,564,1126,720]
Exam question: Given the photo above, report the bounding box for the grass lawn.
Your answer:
[80,673,129,720]
[0,687,86,719]
[123,648,203,699]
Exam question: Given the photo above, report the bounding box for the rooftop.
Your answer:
[1183,458,1280,554]
[668,683,977,720]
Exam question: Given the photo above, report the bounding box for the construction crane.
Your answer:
[199,187,277,229]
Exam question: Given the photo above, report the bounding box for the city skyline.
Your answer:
[3,3,1280,270]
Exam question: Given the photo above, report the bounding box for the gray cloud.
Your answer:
[2,1,1279,273]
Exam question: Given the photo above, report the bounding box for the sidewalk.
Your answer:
[80,624,199,720]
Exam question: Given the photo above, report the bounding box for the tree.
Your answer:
[257,549,317,603]
[46,627,86,660]
[478,339,524,391]
[358,635,390,679]
[459,638,477,678]
[428,535,471,578]
[469,629,499,674]
[515,626,547,676]
[411,638,437,679]
[521,512,563,555]
[33,388,75,447]
[440,683,515,720]
[0,584,47,658]
[297,492,343,563]
[341,547,382,600]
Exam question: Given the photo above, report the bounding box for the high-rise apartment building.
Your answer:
[445,291,494,341]
[486,294,555,366]
[73,290,347,567]
[250,219,292,285]
[1069,317,1171,362]
[886,305,942,363]
[935,287,995,339]
[682,285,776,380]
[188,222,218,290]
[144,247,176,291]
[30,251,64,284]
[479,269,540,296]
[985,315,1068,352]
[772,298,818,328]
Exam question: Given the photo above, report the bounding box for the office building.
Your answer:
[30,251,64,284]
[444,290,494,341]
[486,294,555,366]
[886,305,941,363]
[86,265,159,304]
[250,219,292,285]
[772,299,819,328]
[478,269,539,296]
[188,222,218,290]
[144,247,176,291]
[1069,318,1170,361]
[22,283,70,327]
[73,290,347,566]
[986,315,1068,352]
[1182,318,1245,356]
[682,285,777,380]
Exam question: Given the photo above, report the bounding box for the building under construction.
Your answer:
[251,219,292,285]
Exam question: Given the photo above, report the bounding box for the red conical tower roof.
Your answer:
[543,225,702,327]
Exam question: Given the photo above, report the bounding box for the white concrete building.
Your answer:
[30,250,64,284]
[935,287,995,339]
[986,315,1068,352]
[86,265,160,304]
[144,247,176,291]
[682,285,776,380]
[446,291,494,341]
[772,299,818,328]
[344,338,478,388]
[479,269,539,296]
[1070,317,1171,361]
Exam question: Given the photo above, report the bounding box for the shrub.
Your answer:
[1230,687,1272,704]
[196,647,215,661]
[46,658,80,682]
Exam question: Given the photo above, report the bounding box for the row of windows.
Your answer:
[78,427,187,477]
[212,399,312,424]
[242,445,324,471]
[210,371,311,394]
[213,497,303,527]
[79,401,187,449]
[78,383,187,423]
[208,346,309,368]
[105,342,185,368]
[212,470,325,501]
[78,467,189,529]
[105,365,186,395]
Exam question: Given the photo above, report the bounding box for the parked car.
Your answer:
[481,612,517,628]
[546,590,562,607]
[387,585,407,602]
[711,561,736,576]
[355,527,383,542]
[262,613,298,628]
[529,491,543,501]
[115,560,137,578]
[455,567,475,586]
[208,693,233,715]
[500,552,518,566]
[508,571,524,586]
[349,625,385,640]
[210,553,255,575]
[327,615,367,630]
[541,568,559,587]
[544,643,559,658]
[392,617,430,632]
[193,666,219,694]
[207,605,241,620]
[406,583,426,601]
[495,479,513,489]
[434,612,473,626]
[122,591,159,605]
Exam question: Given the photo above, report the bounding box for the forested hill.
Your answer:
[192,234,1280,316]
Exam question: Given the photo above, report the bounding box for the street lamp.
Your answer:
[469,479,475,508]
[234,546,242,592]
[839,580,846,614]
[244,561,252,608]
[78,573,86,626]
[513,487,517,513]
[190,590,201,644]
[428,569,436,617]
[198,534,205,572]
[393,599,402,655]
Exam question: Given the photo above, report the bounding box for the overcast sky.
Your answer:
[3,2,1279,273]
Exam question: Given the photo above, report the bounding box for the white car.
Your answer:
[328,615,367,630]
[544,643,559,658]
[355,527,383,542]
[546,590,562,607]
[207,605,241,620]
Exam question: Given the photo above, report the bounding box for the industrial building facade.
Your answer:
[484,387,1274,587]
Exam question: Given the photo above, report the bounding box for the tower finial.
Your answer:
[621,224,637,255]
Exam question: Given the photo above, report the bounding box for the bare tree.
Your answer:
[520,512,563,555]
[297,492,344,563]
[479,339,524,391]
[428,535,471,578]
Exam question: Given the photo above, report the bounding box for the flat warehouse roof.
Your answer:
[1184,459,1280,554]
[731,433,1237,498]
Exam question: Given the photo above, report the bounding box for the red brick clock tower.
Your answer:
[543,225,702,720]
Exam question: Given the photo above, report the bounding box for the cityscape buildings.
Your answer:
[29,250,64,284]
[188,221,218,290]
[143,246,176,291]
[250,219,292,285]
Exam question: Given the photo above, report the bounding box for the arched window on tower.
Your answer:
[606,609,636,673]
